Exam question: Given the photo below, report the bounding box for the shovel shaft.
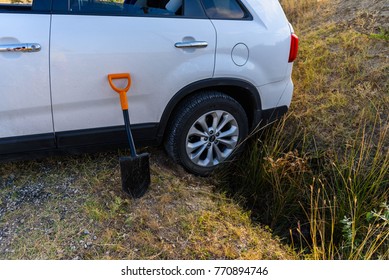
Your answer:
[123,109,137,158]
[119,91,129,110]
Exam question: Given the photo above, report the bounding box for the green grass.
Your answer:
[370,28,389,41]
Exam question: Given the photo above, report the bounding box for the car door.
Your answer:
[0,0,54,153]
[50,0,216,147]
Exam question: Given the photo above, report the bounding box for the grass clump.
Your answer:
[370,28,389,41]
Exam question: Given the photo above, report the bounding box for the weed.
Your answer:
[370,28,389,41]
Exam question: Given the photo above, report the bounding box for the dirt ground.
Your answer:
[335,0,389,31]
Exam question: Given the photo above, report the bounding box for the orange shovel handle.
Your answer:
[108,73,132,110]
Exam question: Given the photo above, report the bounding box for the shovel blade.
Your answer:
[119,153,150,198]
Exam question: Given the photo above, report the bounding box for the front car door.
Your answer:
[50,0,216,147]
[0,0,54,154]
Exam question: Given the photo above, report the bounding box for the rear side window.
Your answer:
[0,0,32,6]
[0,0,50,12]
[201,0,248,19]
[0,0,32,10]
[63,0,184,16]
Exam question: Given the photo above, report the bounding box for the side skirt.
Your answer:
[0,123,159,162]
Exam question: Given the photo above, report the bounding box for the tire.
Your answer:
[164,91,248,176]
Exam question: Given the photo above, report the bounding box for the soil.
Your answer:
[334,0,389,33]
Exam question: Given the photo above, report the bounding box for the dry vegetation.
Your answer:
[0,149,294,260]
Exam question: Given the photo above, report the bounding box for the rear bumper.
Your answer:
[252,105,288,130]
[258,76,294,111]
[251,75,293,129]
[261,105,288,123]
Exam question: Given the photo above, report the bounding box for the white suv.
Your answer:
[0,0,298,175]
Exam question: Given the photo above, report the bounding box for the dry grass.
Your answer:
[0,149,294,260]
[280,0,388,150]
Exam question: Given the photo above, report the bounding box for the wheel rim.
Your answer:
[185,110,239,167]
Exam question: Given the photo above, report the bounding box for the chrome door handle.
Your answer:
[0,43,41,53]
[175,41,208,49]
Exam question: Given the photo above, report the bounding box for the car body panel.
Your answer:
[211,0,292,110]
[50,14,216,132]
[0,14,53,139]
[211,20,290,87]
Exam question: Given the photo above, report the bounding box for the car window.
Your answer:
[201,0,247,19]
[66,0,184,16]
[0,0,32,10]
[0,0,32,6]
[0,0,50,12]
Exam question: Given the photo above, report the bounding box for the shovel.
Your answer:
[108,73,150,198]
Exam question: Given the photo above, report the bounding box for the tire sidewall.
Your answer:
[176,96,248,176]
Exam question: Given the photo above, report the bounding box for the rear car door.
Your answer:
[0,0,54,154]
[50,0,216,147]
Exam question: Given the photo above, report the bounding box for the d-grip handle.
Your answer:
[108,73,132,110]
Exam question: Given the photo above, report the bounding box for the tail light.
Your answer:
[288,33,299,63]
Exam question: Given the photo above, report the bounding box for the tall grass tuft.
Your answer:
[217,114,314,234]
[219,112,388,259]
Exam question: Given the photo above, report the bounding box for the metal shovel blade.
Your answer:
[119,153,150,198]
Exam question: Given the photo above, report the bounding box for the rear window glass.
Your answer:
[201,0,247,19]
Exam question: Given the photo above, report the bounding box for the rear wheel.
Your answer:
[164,91,248,176]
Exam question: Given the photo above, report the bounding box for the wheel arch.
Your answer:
[157,78,262,142]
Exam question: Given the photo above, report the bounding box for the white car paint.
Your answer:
[0,14,52,138]
[211,0,293,110]
[50,15,216,132]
